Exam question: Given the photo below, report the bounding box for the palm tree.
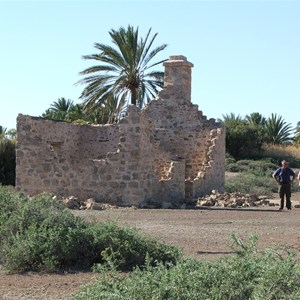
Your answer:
[218,113,243,125]
[293,121,300,145]
[245,112,267,149]
[42,98,74,121]
[245,112,266,127]
[0,126,7,140]
[77,25,167,118]
[219,113,257,159]
[83,94,126,124]
[264,113,293,145]
[65,103,85,122]
[50,97,74,119]
[6,129,16,140]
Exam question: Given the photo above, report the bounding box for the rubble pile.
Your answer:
[60,196,118,210]
[196,190,276,208]
[55,191,278,210]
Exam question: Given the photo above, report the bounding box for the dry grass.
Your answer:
[262,143,300,160]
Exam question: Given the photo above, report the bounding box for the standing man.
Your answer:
[273,160,295,210]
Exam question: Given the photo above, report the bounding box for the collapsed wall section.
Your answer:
[143,55,225,198]
[186,127,225,198]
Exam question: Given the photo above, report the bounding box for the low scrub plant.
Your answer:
[225,158,299,195]
[0,191,96,272]
[0,187,181,273]
[226,158,277,176]
[225,172,277,195]
[91,221,181,272]
[75,235,300,300]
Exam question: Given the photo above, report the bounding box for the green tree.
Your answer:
[220,113,243,124]
[245,112,266,150]
[0,139,15,185]
[0,126,7,140]
[86,95,127,124]
[0,127,16,141]
[41,97,123,124]
[264,113,293,145]
[293,121,300,145]
[245,112,266,127]
[220,113,263,159]
[77,25,167,119]
[6,129,16,140]
[64,103,85,122]
[42,98,75,121]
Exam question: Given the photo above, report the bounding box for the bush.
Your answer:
[0,187,181,273]
[225,158,277,196]
[75,235,300,300]
[225,159,299,195]
[92,221,181,271]
[225,172,277,195]
[0,139,16,185]
[0,192,95,272]
[226,158,277,176]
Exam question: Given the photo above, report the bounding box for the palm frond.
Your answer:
[76,25,167,124]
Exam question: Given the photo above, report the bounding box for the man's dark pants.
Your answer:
[279,183,292,209]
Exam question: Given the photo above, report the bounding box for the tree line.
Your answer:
[219,113,300,160]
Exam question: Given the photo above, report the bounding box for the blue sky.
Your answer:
[1,0,299,131]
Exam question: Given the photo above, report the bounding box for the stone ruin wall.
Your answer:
[16,108,157,205]
[16,55,226,206]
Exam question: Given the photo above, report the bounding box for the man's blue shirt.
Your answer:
[273,167,295,184]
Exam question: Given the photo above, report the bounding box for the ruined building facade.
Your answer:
[16,55,225,206]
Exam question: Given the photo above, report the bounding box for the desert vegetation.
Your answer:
[0,186,180,274]
[75,235,300,300]
[2,186,300,299]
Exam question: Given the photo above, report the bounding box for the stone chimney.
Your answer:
[162,55,194,104]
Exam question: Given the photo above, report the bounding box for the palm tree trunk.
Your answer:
[131,89,137,106]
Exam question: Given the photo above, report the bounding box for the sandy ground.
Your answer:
[1,194,300,300]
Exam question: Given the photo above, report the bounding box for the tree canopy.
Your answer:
[220,112,295,159]
[77,25,167,122]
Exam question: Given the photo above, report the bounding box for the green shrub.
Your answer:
[225,159,299,195]
[0,187,181,273]
[226,158,277,176]
[91,221,181,271]
[0,139,16,186]
[225,158,283,195]
[0,185,26,225]
[0,192,95,272]
[225,172,276,195]
[237,159,276,176]
[75,235,300,300]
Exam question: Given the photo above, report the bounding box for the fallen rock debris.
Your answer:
[56,190,281,210]
[195,190,275,208]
